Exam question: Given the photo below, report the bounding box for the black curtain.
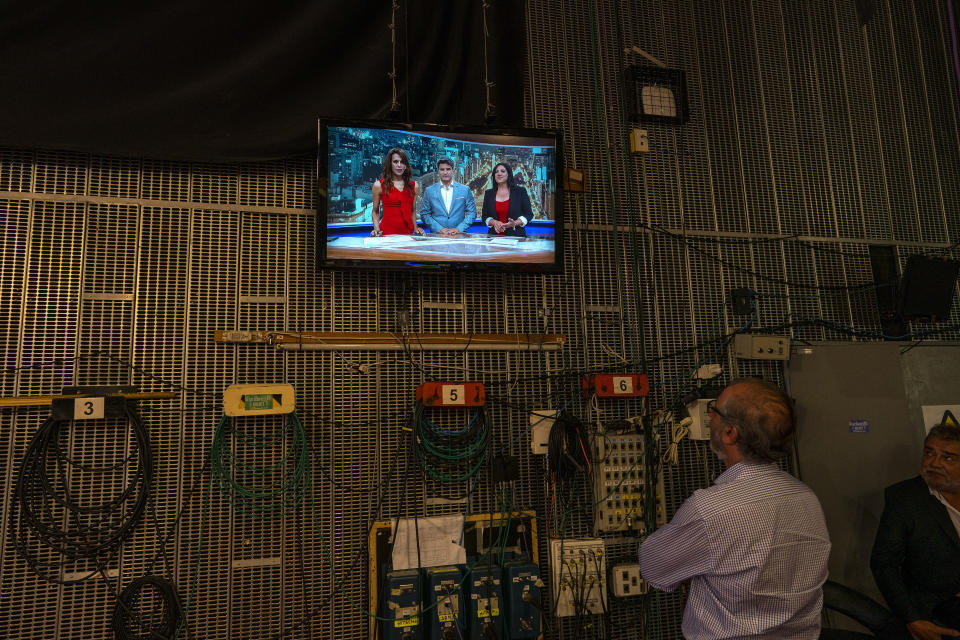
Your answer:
[0,1,525,161]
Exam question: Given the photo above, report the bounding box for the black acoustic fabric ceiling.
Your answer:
[0,1,525,161]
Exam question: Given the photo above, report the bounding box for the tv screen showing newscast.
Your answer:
[322,123,558,268]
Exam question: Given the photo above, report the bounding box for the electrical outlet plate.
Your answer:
[549,538,607,617]
[530,410,556,455]
[685,398,711,440]
[629,128,649,153]
[610,563,649,597]
[592,432,666,533]
[733,334,790,360]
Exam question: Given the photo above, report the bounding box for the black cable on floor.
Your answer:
[111,574,183,640]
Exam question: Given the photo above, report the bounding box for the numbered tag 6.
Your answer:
[613,377,633,394]
[74,397,105,420]
[443,385,466,405]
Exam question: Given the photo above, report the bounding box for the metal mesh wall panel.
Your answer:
[142,160,192,202]
[2,1,960,639]
[34,151,88,196]
[0,148,35,193]
[89,156,140,200]
[889,2,948,245]
[921,1,960,243]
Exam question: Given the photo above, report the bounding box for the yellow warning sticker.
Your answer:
[394,617,419,628]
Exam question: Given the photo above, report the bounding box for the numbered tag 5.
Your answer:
[416,382,486,407]
[74,397,106,420]
[443,385,465,405]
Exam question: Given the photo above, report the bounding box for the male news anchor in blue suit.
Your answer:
[419,156,478,237]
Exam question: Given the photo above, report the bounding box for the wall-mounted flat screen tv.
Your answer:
[318,119,562,272]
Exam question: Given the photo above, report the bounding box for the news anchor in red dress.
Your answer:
[371,148,424,236]
[482,162,532,237]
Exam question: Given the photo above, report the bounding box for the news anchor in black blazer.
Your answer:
[482,162,532,238]
[870,424,960,640]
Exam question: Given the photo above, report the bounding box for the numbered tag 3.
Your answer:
[74,397,106,420]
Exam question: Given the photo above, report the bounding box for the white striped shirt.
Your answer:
[639,462,831,640]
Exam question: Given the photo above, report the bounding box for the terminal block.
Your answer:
[592,431,665,534]
[380,569,423,640]
[503,561,542,638]
[549,538,607,617]
[468,565,503,639]
[425,566,464,640]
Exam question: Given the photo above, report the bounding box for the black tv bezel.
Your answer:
[317,118,564,274]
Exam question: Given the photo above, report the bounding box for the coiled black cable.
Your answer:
[112,574,183,640]
[10,402,152,583]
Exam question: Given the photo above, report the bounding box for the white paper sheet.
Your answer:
[921,404,960,432]
[390,514,466,570]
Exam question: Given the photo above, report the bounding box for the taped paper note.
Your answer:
[390,515,466,570]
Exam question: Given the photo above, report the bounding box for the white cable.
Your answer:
[662,415,691,466]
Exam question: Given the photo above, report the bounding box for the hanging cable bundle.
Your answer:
[11,401,153,583]
[111,574,183,640]
[548,411,591,480]
[209,412,310,518]
[411,401,490,482]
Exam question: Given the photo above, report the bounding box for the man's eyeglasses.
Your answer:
[706,399,726,420]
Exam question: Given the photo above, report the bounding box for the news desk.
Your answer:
[326,233,555,263]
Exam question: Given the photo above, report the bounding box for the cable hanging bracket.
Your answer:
[0,385,177,415]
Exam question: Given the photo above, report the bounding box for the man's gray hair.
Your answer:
[722,378,796,463]
[926,423,960,443]
[436,156,455,169]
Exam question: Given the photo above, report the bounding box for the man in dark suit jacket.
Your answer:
[871,424,960,640]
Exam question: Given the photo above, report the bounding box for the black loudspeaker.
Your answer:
[856,0,876,24]
[899,255,960,321]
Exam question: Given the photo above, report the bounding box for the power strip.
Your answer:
[549,538,607,617]
[610,563,649,597]
[592,432,666,533]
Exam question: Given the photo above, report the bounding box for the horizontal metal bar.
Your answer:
[421,302,464,310]
[232,557,282,569]
[0,190,312,216]
[277,341,562,352]
[239,296,287,304]
[584,305,621,313]
[215,330,565,349]
[0,392,177,408]
[63,568,117,581]
[566,221,957,249]
[425,496,469,506]
[81,293,134,301]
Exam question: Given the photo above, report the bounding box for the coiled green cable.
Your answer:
[209,412,310,518]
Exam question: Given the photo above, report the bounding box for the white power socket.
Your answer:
[685,398,712,440]
[610,563,648,597]
[529,410,557,455]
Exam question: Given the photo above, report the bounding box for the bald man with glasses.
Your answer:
[639,379,831,640]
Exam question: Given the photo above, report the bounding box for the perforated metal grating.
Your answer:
[2,1,960,638]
